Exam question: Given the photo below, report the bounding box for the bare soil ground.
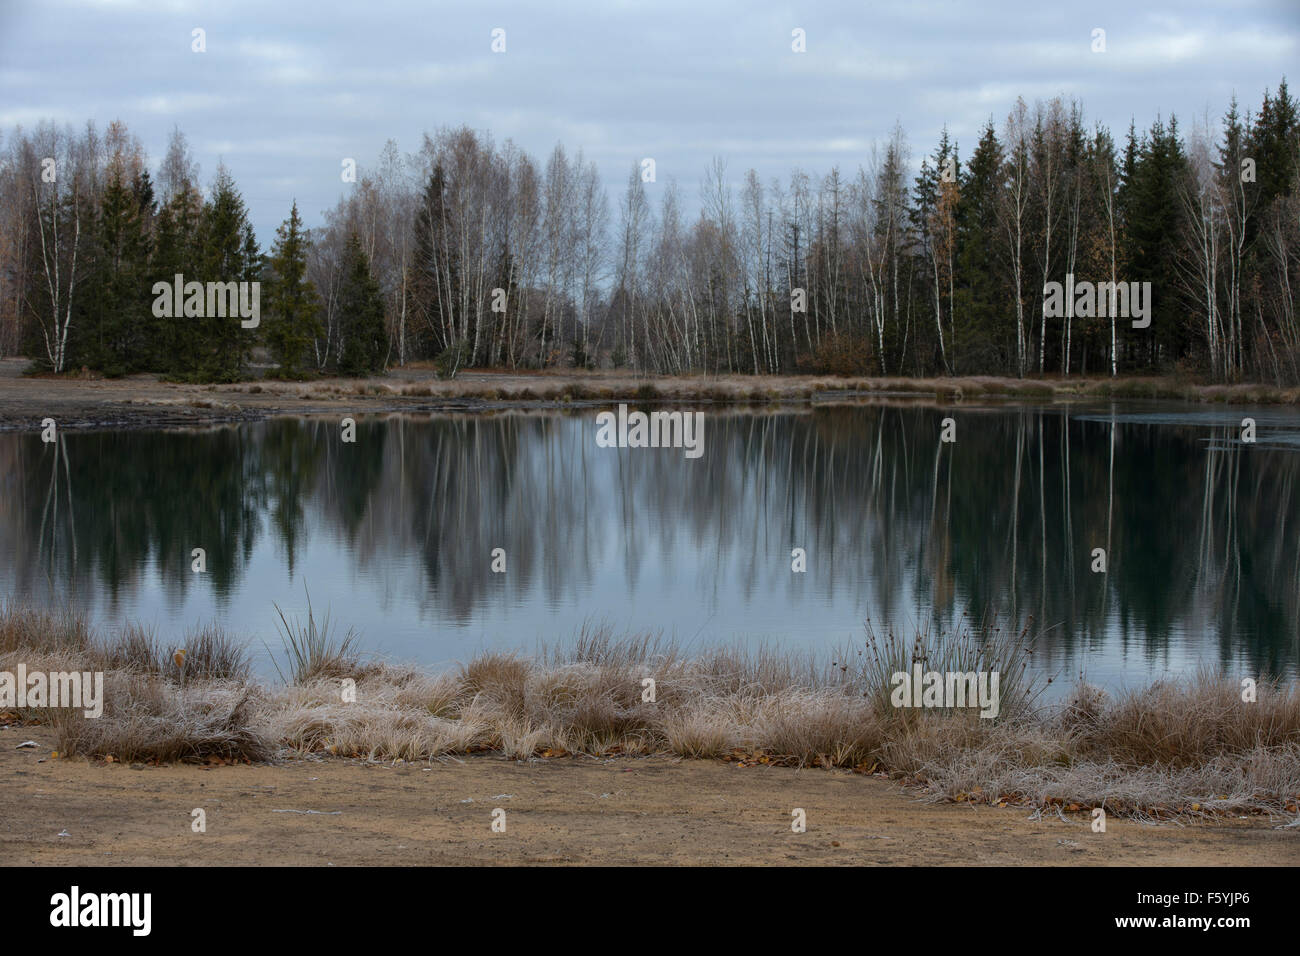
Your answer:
[3,727,1295,866]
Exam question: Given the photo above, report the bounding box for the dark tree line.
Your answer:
[0,125,385,380]
[1,80,1296,382]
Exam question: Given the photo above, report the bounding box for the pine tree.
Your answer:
[956,121,1007,369]
[195,164,259,381]
[151,181,203,375]
[264,201,320,376]
[1122,116,1188,366]
[336,233,387,376]
[87,166,153,374]
[1249,79,1299,213]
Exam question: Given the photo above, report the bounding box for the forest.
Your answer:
[0,79,1296,383]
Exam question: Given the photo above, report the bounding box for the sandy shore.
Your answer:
[4,727,1295,866]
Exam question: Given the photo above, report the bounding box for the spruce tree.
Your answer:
[955,121,1007,369]
[336,232,387,376]
[88,167,153,374]
[195,164,259,381]
[1249,80,1299,214]
[151,183,203,375]
[264,201,320,377]
[1120,116,1187,366]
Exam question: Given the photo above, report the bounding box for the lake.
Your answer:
[2,400,1297,694]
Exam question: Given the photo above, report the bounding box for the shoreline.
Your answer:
[4,604,1299,838]
[2,358,1298,432]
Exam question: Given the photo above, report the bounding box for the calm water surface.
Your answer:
[2,401,1297,693]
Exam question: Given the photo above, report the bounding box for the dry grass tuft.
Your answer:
[93,621,250,681]
[0,601,94,656]
[95,623,163,673]
[53,672,271,763]
[272,598,362,684]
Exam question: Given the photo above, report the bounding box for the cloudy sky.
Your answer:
[1,0,1296,240]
